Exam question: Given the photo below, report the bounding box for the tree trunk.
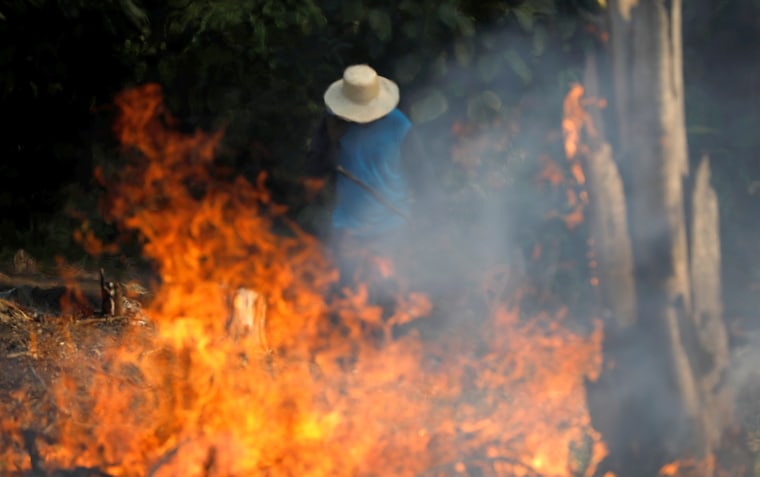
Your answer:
[582,50,637,330]
[600,1,732,475]
[688,155,733,452]
[579,47,646,476]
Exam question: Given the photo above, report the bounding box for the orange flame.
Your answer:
[562,83,604,161]
[535,81,606,238]
[2,84,607,477]
[658,458,712,477]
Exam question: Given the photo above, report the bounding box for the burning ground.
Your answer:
[4,79,759,477]
[0,83,613,477]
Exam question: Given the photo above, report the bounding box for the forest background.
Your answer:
[0,0,758,326]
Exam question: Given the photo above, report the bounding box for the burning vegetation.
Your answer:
[0,83,612,476]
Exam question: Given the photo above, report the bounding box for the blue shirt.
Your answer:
[332,108,412,237]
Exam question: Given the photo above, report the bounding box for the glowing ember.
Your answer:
[1,84,606,476]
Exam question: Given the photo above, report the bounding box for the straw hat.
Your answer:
[323,64,399,124]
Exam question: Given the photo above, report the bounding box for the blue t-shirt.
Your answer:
[332,108,411,237]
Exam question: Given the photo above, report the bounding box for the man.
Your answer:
[305,64,430,302]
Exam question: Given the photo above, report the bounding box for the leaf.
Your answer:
[47,82,63,95]
[532,25,548,57]
[531,0,557,15]
[431,50,448,77]
[513,0,555,32]
[504,48,532,84]
[479,32,497,50]
[481,90,502,111]
[119,0,150,32]
[252,19,267,51]
[437,3,460,29]
[476,52,502,83]
[454,39,473,66]
[157,58,176,85]
[467,90,502,122]
[397,0,422,15]
[558,17,577,40]
[514,7,534,32]
[411,89,448,124]
[342,1,364,22]
[394,53,423,83]
[457,15,475,37]
[368,8,392,42]
[401,20,419,39]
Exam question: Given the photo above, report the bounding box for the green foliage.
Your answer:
[0,0,149,261]
[410,88,449,123]
[0,0,597,260]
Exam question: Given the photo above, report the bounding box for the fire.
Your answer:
[562,83,605,161]
[1,84,607,476]
[658,460,704,477]
[532,83,600,232]
[532,83,603,290]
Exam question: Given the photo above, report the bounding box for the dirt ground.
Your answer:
[0,248,155,474]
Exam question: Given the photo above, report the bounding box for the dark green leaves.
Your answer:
[467,90,502,121]
[504,48,532,84]
[411,88,448,123]
[368,8,392,42]
[476,52,503,83]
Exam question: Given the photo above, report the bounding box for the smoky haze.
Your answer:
[315,25,591,331]
[682,2,760,470]
[310,3,760,473]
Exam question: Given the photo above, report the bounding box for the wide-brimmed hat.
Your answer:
[323,64,399,124]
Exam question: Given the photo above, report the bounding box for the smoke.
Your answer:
[305,5,760,472]
[728,334,760,477]
[316,27,581,327]
[296,23,613,474]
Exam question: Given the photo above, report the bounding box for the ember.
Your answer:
[1,84,606,477]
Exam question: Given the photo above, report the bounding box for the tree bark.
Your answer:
[688,155,732,451]
[582,51,637,330]
[600,1,731,475]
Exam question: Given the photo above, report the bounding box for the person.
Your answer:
[304,64,431,305]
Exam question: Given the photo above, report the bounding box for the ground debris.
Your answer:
[0,297,35,324]
[0,298,36,360]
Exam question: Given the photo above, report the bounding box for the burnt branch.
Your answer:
[99,269,121,318]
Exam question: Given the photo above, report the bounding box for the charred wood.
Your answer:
[228,287,268,351]
[100,268,120,317]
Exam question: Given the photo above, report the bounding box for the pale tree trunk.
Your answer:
[581,51,637,330]
[580,48,646,476]
[585,1,733,475]
[620,0,704,456]
[688,155,733,452]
